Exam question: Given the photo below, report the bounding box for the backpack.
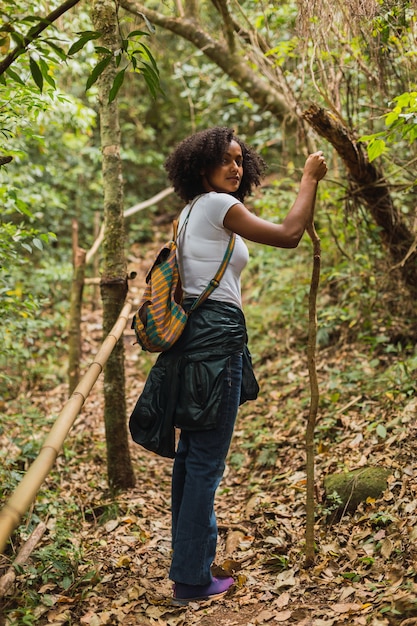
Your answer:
[132,207,235,353]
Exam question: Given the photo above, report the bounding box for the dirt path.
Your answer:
[2,273,417,625]
[48,315,417,626]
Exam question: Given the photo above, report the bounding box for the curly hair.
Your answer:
[164,127,267,203]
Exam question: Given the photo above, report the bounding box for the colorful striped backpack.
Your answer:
[131,200,235,353]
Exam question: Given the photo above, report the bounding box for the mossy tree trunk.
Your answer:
[92,0,135,491]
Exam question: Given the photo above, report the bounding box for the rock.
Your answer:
[323,466,391,516]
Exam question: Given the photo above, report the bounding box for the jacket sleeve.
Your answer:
[129,353,179,458]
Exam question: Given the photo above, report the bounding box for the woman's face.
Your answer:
[202,140,243,195]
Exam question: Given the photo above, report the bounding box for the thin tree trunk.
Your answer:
[305,222,321,567]
[68,219,86,395]
[92,0,135,491]
[92,212,101,310]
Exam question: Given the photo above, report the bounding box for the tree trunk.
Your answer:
[92,0,135,491]
[68,219,86,395]
[302,104,417,298]
[92,212,101,310]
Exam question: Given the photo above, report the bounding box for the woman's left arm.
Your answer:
[224,152,327,249]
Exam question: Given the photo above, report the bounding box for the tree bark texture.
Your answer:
[92,0,135,491]
[120,1,417,297]
[305,222,321,567]
[302,105,417,297]
[68,220,86,395]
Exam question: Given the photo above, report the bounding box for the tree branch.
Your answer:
[303,104,417,296]
[210,0,236,53]
[119,0,290,122]
[0,0,81,76]
[0,522,46,596]
[86,186,174,265]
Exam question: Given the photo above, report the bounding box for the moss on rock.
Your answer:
[324,466,391,514]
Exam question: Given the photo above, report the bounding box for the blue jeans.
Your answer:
[169,352,243,585]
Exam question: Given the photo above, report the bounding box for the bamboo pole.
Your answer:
[0,301,132,554]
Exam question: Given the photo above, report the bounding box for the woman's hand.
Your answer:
[302,151,327,182]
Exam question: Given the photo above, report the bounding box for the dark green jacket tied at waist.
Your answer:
[129,300,259,458]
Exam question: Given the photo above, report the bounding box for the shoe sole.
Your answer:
[171,589,229,606]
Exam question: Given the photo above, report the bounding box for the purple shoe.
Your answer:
[172,576,234,605]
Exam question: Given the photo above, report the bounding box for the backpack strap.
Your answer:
[175,195,201,243]
[188,233,236,312]
[174,195,236,313]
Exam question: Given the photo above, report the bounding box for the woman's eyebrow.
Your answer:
[224,150,242,157]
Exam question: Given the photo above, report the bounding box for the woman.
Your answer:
[160,127,326,604]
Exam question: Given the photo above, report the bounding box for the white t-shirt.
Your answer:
[176,192,249,310]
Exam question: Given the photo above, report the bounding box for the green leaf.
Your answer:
[137,42,159,72]
[29,56,43,92]
[68,31,102,56]
[94,46,112,55]
[393,91,416,109]
[9,30,25,47]
[127,30,149,39]
[358,131,385,142]
[140,63,160,99]
[367,138,386,162]
[27,17,53,40]
[385,108,401,127]
[108,69,126,103]
[85,55,112,91]
[32,238,44,251]
[38,58,56,89]
[43,38,68,61]
[376,423,387,439]
[5,67,25,85]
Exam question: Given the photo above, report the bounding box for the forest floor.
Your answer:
[2,249,417,626]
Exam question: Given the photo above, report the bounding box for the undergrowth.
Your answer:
[1,188,417,623]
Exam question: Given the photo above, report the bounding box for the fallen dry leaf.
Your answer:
[274,609,293,622]
[331,602,362,614]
